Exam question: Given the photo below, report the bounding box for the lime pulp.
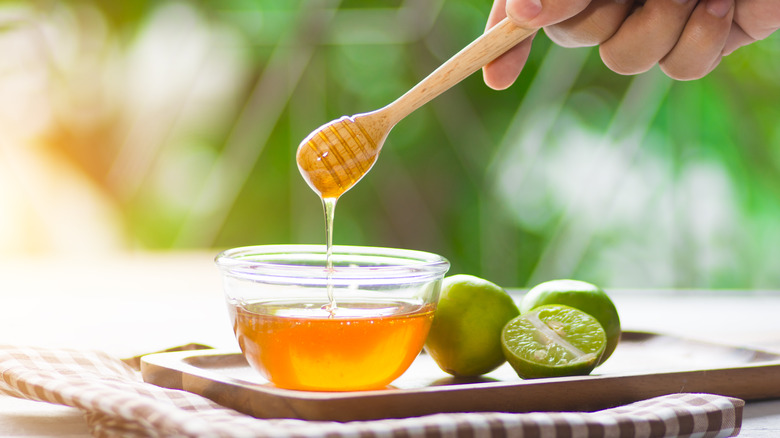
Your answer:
[501,304,606,379]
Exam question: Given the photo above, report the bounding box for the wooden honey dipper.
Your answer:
[296,17,536,199]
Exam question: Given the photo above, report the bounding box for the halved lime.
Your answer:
[501,304,606,379]
[520,279,620,366]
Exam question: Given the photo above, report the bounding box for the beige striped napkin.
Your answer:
[0,345,743,438]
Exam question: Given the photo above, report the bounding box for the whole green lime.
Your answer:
[519,279,620,365]
[425,274,520,376]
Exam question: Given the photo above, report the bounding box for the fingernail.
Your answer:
[507,0,543,23]
[706,0,731,18]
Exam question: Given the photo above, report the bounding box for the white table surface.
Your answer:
[1,252,779,437]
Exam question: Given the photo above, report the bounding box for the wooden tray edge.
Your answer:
[140,332,780,421]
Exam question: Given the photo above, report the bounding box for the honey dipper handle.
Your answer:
[383,17,536,124]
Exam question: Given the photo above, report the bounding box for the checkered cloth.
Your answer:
[0,345,743,438]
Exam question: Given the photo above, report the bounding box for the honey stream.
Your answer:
[298,131,368,316]
[321,196,337,315]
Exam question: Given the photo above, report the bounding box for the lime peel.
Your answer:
[424,274,520,377]
[519,279,621,366]
[501,304,607,379]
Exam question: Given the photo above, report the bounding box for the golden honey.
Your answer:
[230,300,435,391]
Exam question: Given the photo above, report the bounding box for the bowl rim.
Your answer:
[214,244,450,282]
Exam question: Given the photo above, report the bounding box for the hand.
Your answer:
[483,0,779,89]
[722,0,780,55]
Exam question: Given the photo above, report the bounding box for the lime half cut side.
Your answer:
[519,279,620,366]
[501,304,606,379]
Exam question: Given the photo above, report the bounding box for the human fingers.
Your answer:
[483,38,536,90]
[483,0,595,89]
[659,0,734,80]
[487,0,509,29]
[483,0,538,90]
[718,0,780,57]
[599,0,700,75]
[733,0,780,41]
[544,0,635,48]
[722,21,756,55]
[504,0,594,27]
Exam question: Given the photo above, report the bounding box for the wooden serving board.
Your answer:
[141,331,780,422]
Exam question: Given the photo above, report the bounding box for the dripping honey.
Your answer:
[295,116,380,200]
[286,115,430,391]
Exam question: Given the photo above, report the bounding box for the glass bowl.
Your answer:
[215,244,450,391]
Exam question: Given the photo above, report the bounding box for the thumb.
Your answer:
[506,0,592,28]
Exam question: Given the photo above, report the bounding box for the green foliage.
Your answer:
[25,0,780,288]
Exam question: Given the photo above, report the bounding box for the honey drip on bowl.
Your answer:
[296,115,386,315]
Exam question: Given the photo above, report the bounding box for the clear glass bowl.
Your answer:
[215,244,450,391]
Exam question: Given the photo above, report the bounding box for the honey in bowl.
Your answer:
[215,245,449,392]
[221,108,445,391]
[230,300,435,391]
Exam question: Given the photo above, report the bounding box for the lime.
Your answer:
[501,304,606,379]
[519,279,620,365]
[425,274,520,376]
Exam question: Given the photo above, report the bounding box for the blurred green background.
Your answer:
[2,0,779,289]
